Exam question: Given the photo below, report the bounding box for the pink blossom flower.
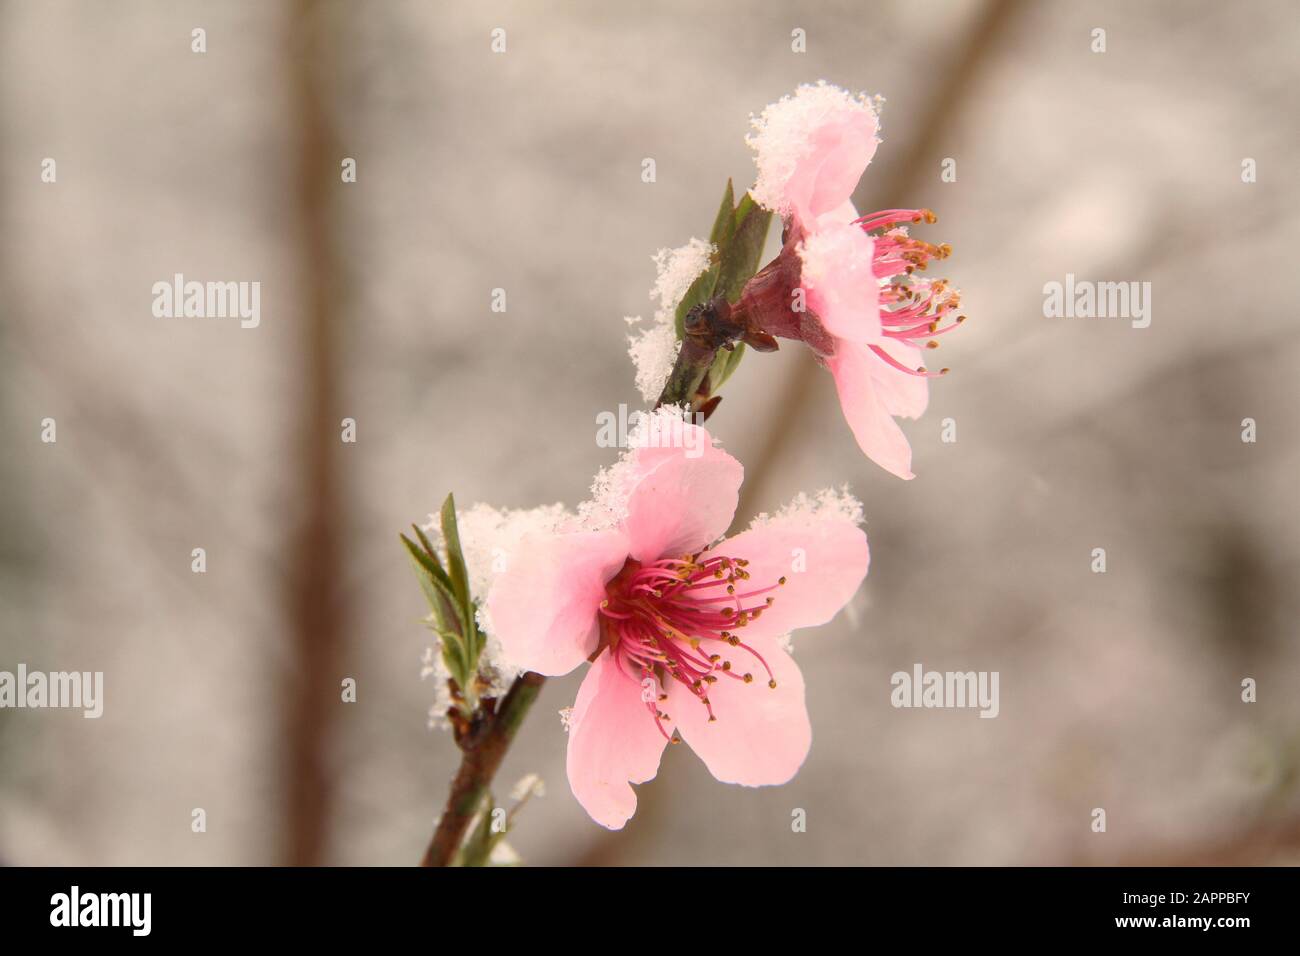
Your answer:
[747,81,882,233]
[485,413,869,829]
[741,83,964,479]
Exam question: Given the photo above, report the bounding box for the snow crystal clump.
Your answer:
[577,405,707,532]
[746,81,882,217]
[748,485,865,529]
[420,501,574,708]
[627,238,714,401]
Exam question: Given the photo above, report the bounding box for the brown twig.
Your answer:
[653,297,748,411]
[420,671,546,866]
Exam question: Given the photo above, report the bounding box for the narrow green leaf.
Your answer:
[400,531,468,683]
[672,179,737,338]
[708,178,736,248]
[400,535,462,632]
[441,494,490,675]
[438,630,470,690]
[400,530,453,595]
[715,196,772,304]
[440,494,470,608]
[709,341,747,391]
[700,193,773,390]
[410,557,444,619]
[411,523,440,563]
[458,791,499,868]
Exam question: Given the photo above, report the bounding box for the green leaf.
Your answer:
[705,194,773,390]
[708,178,737,248]
[400,533,462,632]
[715,193,772,304]
[457,791,500,868]
[709,341,746,391]
[411,523,440,563]
[439,494,481,662]
[401,532,472,691]
[440,495,469,607]
[667,180,774,398]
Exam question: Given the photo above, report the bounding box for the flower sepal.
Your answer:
[670,179,774,402]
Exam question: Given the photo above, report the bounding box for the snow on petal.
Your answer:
[747,82,882,227]
[713,487,869,641]
[579,407,741,562]
[798,220,882,345]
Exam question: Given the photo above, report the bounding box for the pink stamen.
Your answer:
[869,344,947,378]
[598,553,784,732]
[841,206,965,373]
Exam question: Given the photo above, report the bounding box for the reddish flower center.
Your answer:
[597,553,783,740]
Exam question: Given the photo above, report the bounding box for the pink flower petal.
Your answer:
[869,338,929,419]
[486,528,630,676]
[670,635,811,786]
[819,198,861,226]
[789,117,878,227]
[566,648,670,829]
[748,83,880,225]
[826,345,917,479]
[708,513,869,642]
[798,222,881,345]
[622,432,743,563]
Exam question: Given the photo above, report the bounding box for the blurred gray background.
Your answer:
[2,0,1298,865]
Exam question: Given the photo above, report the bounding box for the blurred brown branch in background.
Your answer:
[282,0,347,866]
